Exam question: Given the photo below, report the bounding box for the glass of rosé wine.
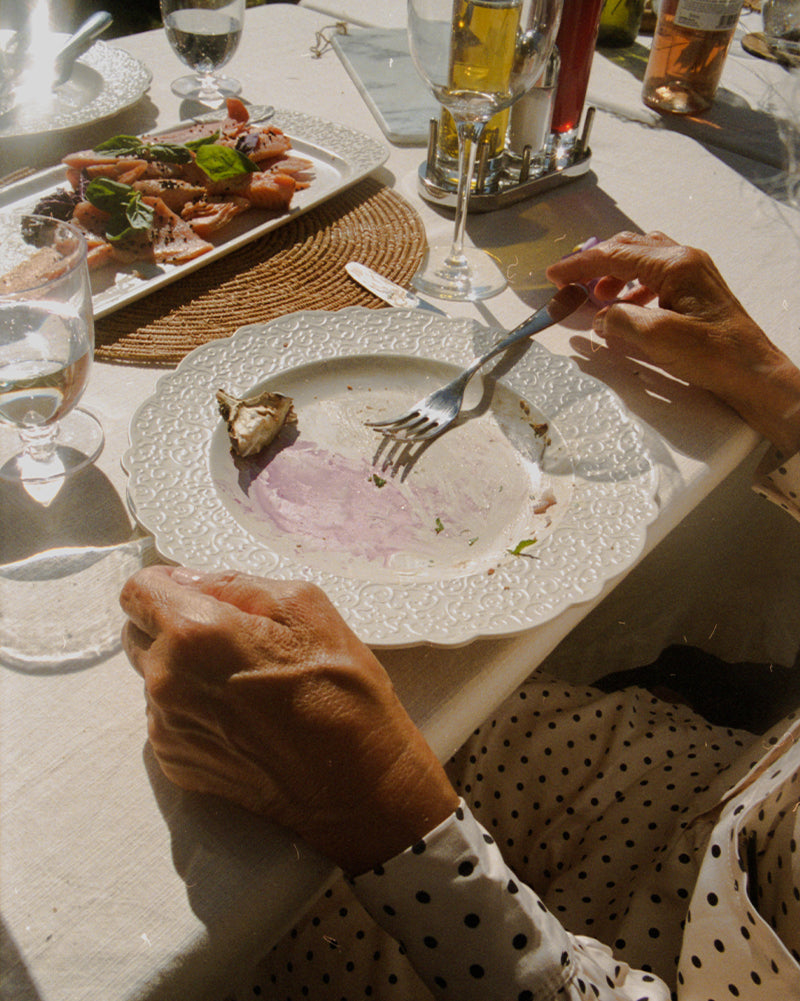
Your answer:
[408,0,563,301]
[0,214,102,484]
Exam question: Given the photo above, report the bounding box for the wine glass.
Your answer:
[408,0,563,300]
[161,0,246,107]
[0,214,102,484]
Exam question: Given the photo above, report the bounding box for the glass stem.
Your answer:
[197,70,223,104]
[446,119,485,269]
[19,423,57,463]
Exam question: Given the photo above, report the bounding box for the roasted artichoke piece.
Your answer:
[216,387,297,458]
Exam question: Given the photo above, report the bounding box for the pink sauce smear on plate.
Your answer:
[228,436,504,568]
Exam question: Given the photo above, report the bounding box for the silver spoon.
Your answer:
[52,11,114,89]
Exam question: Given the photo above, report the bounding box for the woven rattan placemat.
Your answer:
[94,177,428,365]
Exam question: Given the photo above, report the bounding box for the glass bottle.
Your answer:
[598,0,645,46]
[549,0,605,159]
[642,0,744,115]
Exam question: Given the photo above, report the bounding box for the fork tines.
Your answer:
[366,411,441,440]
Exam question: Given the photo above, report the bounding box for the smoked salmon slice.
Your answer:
[181,196,250,237]
[240,171,297,210]
[132,178,208,213]
[148,198,214,263]
[70,196,212,266]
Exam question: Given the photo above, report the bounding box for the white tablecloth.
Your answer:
[2,6,800,1000]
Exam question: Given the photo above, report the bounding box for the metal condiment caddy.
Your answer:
[417,105,594,213]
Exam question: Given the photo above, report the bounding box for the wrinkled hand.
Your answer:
[546,230,800,454]
[120,566,458,875]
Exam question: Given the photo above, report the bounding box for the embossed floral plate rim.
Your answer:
[0,36,152,140]
[124,307,659,648]
[0,108,388,319]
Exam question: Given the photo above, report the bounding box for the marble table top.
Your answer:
[332,27,439,144]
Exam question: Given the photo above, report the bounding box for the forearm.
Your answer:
[298,727,460,877]
[727,342,800,456]
[353,800,670,1000]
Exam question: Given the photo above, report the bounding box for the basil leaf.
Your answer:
[93,133,195,164]
[125,192,155,231]
[145,142,193,164]
[105,200,155,245]
[185,131,221,149]
[104,214,138,244]
[93,134,145,156]
[194,143,259,181]
[84,179,155,245]
[85,178,134,214]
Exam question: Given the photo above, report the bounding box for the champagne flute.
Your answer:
[161,0,245,107]
[0,214,102,484]
[408,0,562,300]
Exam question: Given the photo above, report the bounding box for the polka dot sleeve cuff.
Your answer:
[352,799,671,1000]
[754,448,800,522]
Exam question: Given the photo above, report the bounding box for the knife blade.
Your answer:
[345,262,446,315]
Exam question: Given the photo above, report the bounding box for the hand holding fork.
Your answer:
[366,283,588,442]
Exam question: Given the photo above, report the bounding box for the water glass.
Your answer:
[161,0,246,106]
[0,214,102,484]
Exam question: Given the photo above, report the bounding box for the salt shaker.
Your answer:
[506,47,561,171]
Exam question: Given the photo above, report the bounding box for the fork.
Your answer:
[365,283,588,441]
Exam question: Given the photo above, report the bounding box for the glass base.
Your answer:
[412,245,507,302]
[169,72,242,106]
[642,82,711,116]
[0,535,155,673]
[0,408,104,484]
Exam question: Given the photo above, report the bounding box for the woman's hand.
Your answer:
[120,566,458,875]
[547,230,800,455]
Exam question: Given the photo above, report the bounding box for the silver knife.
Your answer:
[345,262,447,315]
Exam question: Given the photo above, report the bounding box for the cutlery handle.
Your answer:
[54,11,113,74]
[464,283,588,380]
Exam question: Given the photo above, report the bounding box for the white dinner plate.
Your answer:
[0,35,152,140]
[124,307,658,648]
[0,109,388,318]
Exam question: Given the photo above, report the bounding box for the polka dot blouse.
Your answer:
[235,453,800,1000]
[754,447,800,522]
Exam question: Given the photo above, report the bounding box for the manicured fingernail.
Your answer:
[171,566,206,584]
[592,311,606,334]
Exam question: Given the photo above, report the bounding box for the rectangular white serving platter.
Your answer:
[0,109,388,319]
